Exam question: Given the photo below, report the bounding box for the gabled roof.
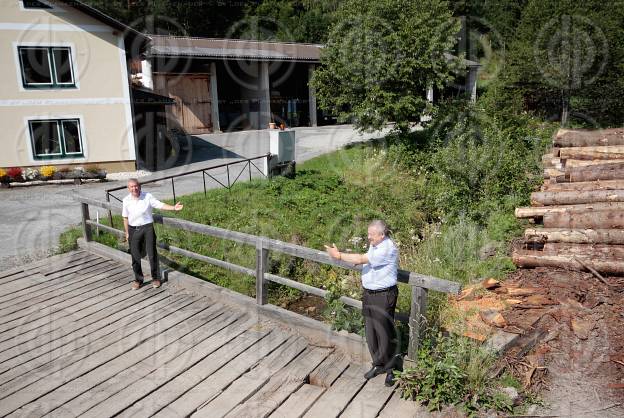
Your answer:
[148,35,322,62]
[57,0,149,49]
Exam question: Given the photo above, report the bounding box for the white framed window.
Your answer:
[18,46,75,89]
[20,0,53,9]
[28,119,84,160]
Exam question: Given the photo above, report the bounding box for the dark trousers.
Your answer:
[128,223,159,282]
[362,285,398,370]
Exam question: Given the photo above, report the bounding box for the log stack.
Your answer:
[513,127,624,274]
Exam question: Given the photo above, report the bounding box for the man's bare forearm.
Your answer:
[336,251,368,265]
[123,218,129,238]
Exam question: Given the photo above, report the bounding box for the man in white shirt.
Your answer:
[325,220,399,387]
[122,178,183,290]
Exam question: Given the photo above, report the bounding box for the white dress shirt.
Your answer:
[361,237,398,290]
[122,192,165,227]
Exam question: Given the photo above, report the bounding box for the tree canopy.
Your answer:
[310,0,461,132]
[239,0,340,43]
[81,0,253,38]
[500,0,624,126]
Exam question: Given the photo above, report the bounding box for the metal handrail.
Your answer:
[75,194,461,364]
[104,154,272,227]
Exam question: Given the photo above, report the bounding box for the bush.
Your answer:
[395,334,514,415]
[386,100,553,224]
[40,165,57,179]
[0,168,8,184]
[322,292,364,335]
[6,167,23,181]
[57,228,83,253]
[23,167,39,181]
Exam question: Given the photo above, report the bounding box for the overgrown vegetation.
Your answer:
[395,333,517,416]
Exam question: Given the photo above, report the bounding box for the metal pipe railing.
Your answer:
[104,154,272,228]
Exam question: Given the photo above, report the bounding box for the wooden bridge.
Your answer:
[0,196,460,417]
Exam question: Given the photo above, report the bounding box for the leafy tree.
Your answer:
[240,0,340,43]
[81,0,253,38]
[498,0,624,126]
[311,0,461,132]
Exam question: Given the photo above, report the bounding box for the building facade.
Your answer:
[0,0,146,173]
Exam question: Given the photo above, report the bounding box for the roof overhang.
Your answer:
[131,87,175,106]
[147,36,321,63]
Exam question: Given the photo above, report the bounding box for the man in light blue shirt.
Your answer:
[325,220,399,386]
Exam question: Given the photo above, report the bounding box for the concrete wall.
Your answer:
[0,1,136,170]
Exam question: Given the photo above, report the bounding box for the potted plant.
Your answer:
[23,167,40,181]
[0,168,9,188]
[40,165,57,180]
[6,167,23,182]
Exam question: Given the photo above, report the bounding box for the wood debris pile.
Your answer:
[493,267,624,395]
[447,277,556,342]
[514,127,624,274]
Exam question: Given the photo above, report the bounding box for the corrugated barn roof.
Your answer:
[148,35,322,61]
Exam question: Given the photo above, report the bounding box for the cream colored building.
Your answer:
[0,0,148,173]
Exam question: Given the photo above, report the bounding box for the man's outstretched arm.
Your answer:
[160,202,183,211]
[324,244,369,265]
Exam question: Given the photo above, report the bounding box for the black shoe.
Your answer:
[384,371,395,387]
[364,366,385,380]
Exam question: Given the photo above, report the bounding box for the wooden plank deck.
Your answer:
[0,250,426,417]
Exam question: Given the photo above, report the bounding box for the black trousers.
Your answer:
[362,285,398,370]
[128,223,159,282]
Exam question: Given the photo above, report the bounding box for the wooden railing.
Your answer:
[75,195,461,365]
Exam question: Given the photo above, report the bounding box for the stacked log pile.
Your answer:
[513,127,624,274]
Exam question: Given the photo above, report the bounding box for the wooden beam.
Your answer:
[541,179,624,192]
[531,189,624,206]
[515,202,624,218]
[553,128,624,147]
[513,250,624,273]
[559,145,624,161]
[256,239,268,305]
[81,203,92,242]
[524,227,624,244]
[406,286,427,365]
[543,209,624,229]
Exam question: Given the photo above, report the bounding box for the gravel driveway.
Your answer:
[0,125,385,269]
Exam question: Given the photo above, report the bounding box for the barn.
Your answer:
[136,36,323,134]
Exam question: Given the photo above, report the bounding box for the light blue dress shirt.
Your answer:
[362,237,398,290]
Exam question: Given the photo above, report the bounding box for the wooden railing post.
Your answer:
[405,285,428,368]
[105,192,114,228]
[81,203,92,242]
[255,238,269,305]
